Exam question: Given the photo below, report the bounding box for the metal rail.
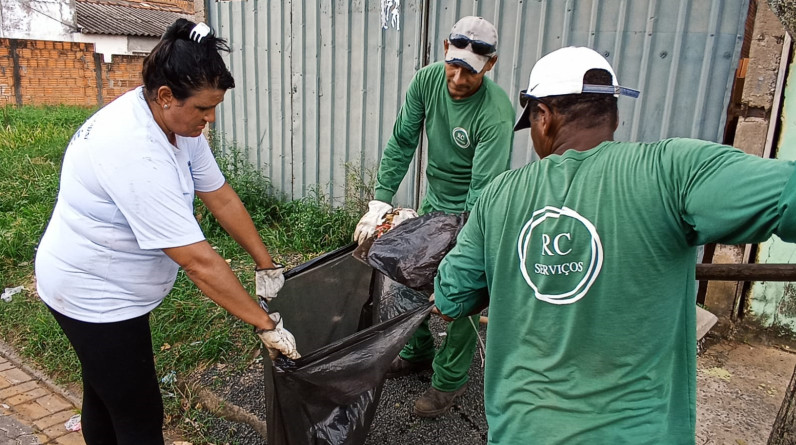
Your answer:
[696,264,796,281]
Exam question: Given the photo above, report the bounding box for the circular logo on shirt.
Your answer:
[452,127,471,149]
[517,206,603,305]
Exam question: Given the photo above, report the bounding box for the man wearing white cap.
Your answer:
[352,16,514,417]
[432,46,796,443]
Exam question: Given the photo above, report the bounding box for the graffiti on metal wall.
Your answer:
[380,0,400,30]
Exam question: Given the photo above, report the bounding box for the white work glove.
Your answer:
[255,265,285,302]
[353,200,393,245]
[257,312,300,360]
[391,208,418,228]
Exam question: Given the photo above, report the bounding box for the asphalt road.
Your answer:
[0,413,40,445]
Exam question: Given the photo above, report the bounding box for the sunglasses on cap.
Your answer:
[519,84,641,107]
[519,90,553,109]
[448,34,497,56]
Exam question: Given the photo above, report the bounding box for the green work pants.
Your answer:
[398,313,480,392]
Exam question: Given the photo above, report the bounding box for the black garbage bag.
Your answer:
[265,244,433,445]
[366,212,468,291]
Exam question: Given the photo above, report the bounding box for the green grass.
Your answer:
[0,105,367,439]
[0,105,96,384]
[0,106,94,263]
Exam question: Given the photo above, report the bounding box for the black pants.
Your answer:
[47,305,164,445]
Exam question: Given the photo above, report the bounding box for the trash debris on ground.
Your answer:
[703,367,732,381]
[1,286,24,302]
[696,305,718,340]
[64,414,81,432]
[161,370,177,385]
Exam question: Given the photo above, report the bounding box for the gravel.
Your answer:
[198,316,489,445]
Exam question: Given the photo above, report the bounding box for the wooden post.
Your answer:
[769,364,796,444]
[93,52,104,106]
[9,39,22,106]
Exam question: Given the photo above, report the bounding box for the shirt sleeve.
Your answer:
[373,72,427,204]
[668,140,796,245]
[434,184,491,318]
[464,119,514,211]
[189,135,226,193]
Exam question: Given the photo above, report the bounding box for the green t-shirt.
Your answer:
[373,62,515,214]
[435,139,796,445]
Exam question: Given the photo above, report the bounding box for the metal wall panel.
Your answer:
[208,0,425,205]
[428,0,749,169]
[207,0,748,206]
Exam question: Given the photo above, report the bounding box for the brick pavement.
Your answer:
[0,351,84,445]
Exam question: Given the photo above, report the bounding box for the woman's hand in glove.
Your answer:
[257,312,300,360]
[255,265,285,302]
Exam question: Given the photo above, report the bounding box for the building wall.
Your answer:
[701,0,790,333]
[748,50,796,332]
[71,33,160,63]
[1,0,191,63]
[99,53,145,104]
[0,38,143,107]
[0,0,75,41]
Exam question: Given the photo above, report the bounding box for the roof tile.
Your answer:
[76,1,193,37]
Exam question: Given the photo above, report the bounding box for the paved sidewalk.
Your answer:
[0,350,84,445]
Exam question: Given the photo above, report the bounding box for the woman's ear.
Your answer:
[156,86,174,108]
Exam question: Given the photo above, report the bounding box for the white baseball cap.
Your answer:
[514,46,639,131]
[445,16,498,74]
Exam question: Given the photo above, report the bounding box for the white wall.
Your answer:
[1,0,158,62]
[72,33,158,62]
[0,0,75,40]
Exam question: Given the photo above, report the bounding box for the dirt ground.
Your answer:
[696,335,796,445]
[192,323,796,445]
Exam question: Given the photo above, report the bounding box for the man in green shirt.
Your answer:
[434,46,796,444]
[353,16,515,417]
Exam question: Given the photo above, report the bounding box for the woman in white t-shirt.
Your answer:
[34,19,297,445]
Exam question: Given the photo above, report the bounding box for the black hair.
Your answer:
[531,69,618,129]
[142,19,235,102]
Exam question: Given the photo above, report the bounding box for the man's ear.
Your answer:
[535,102,554,136]
[443,39,449,54]
[483,56,498,72]
[531,102,558,158]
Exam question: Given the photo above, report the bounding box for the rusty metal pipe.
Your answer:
[427,264,796,325]
[696,264,796,281]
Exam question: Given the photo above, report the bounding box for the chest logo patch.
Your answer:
[517,206,603,305]
[452,127,471,149]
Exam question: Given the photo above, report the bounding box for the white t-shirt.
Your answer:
[35,87,226,322]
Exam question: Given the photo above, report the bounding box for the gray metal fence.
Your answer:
[207,0,749,207]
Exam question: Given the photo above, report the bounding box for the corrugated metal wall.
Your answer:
[208,1,425,206]
[207,0,748,207]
